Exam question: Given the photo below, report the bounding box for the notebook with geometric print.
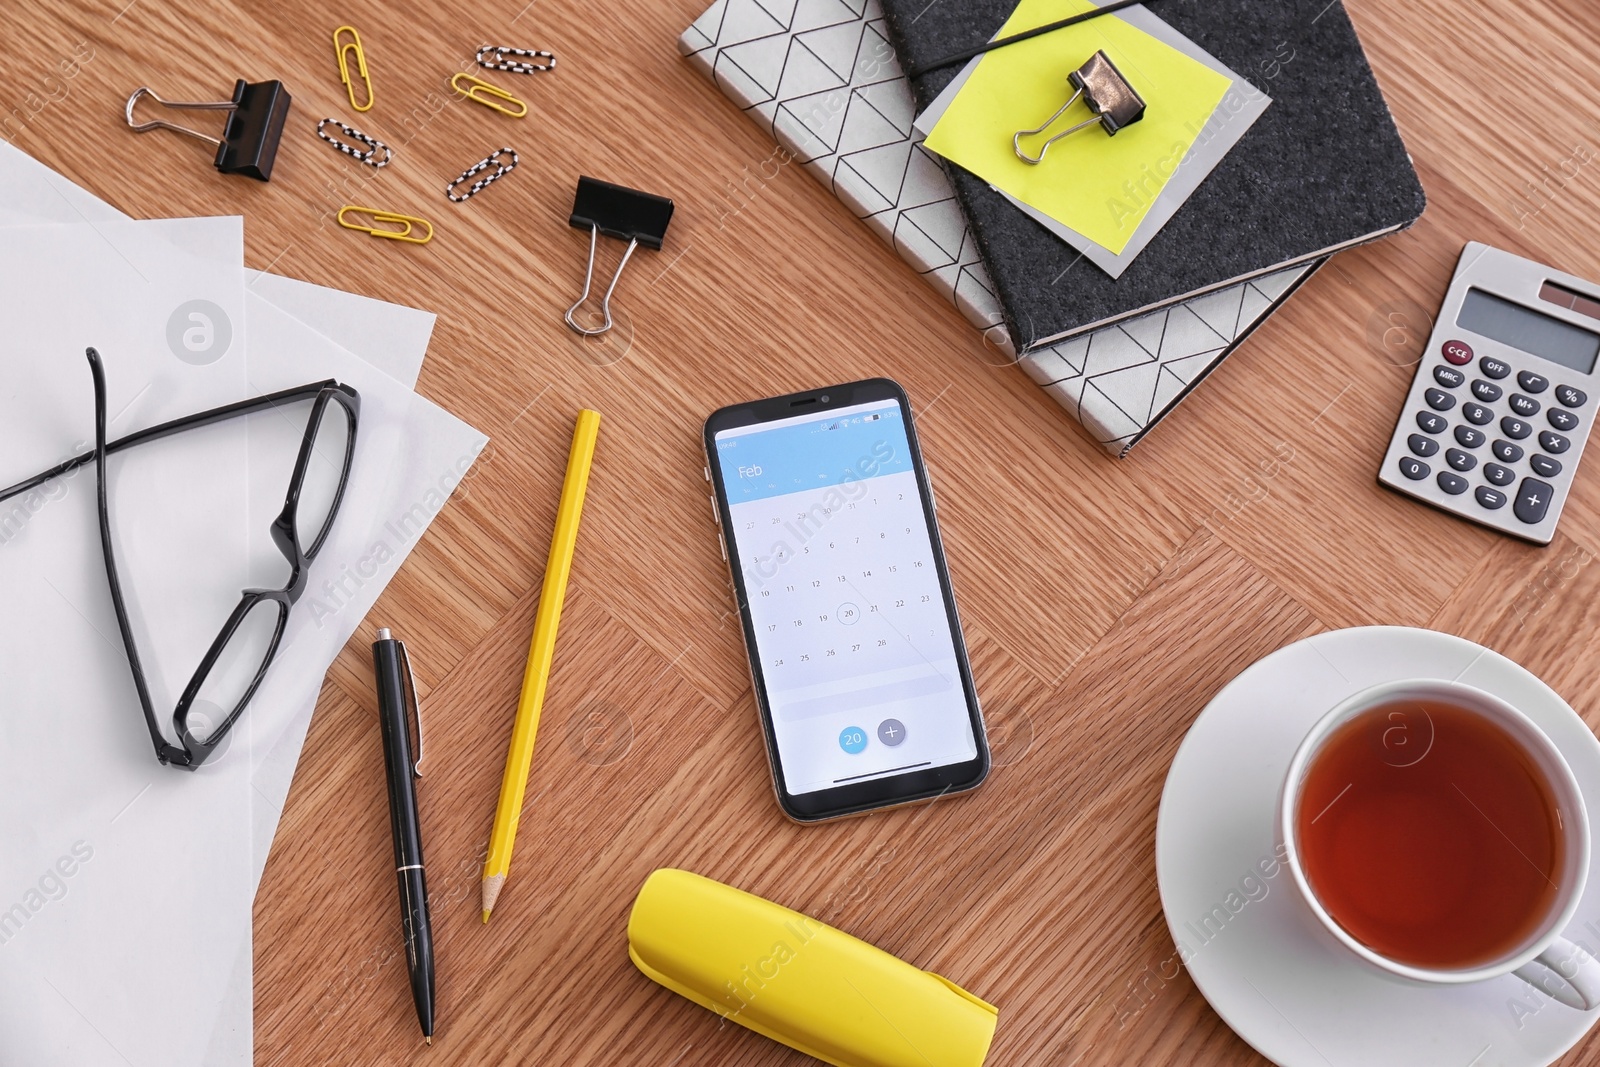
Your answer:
[679,0,1320,455]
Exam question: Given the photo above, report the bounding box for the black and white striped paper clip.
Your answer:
[476,45,556,75]
[446,148,518,203]
[317,118,391,167]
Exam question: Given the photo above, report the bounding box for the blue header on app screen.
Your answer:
[715,403,912,503]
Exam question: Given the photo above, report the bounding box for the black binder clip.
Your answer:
[1012,50,1144,165]
[125,80,293,182]
[564,176,674,337]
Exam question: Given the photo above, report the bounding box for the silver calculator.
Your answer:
[1379,242,1600,544]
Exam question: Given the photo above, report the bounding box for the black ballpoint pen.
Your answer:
[372,627,436,1044]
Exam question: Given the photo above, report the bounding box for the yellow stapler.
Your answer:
[628,868,999,1067]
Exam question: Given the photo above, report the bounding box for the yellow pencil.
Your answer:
[481,408,601,922]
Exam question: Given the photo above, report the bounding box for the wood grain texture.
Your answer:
[4,0,1600,1062]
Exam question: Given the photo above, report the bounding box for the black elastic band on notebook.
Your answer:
[905,0,1161,79]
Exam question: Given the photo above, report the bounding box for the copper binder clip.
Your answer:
[1012,50,1145,165]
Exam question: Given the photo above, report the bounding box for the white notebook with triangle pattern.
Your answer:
[680,0,1318,455]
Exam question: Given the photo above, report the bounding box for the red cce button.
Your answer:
[1442,339,1473,365]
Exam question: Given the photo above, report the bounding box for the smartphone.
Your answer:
[704,378,988,821]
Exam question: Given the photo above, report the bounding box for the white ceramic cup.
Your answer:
[1279,679,1600,1010]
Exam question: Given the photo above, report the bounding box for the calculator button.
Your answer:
[1514,479,1554,524]
[1480,357,1512,379]
[1434,365,1466,388]
[1416,411,1447,434]
[1517,371,1550,393]
[1462,402,1493,425]
[1471,379,1503,402]
[1442,340,1473,365]
[1408,434,1439,457]
[1539,430,1571,454]
[1491,439,1524,463]
[1453,425,1485,448]
[1500,416,1532,440]
[1398,456,1430,480]
[1529,453,1562,478]
[1424,388,1455,411]
[1509,394,1541,417]
[1483,462,1516,486]
[1475,486,1508,510]
[1556,385,1587,408]
[1548,407,1579,432]
[1437,472,1469,495]
[1445,448,1476,472]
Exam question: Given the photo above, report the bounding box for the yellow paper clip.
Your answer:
[333,26,374,112]
[337,206,433,244]
[449,73,527,119]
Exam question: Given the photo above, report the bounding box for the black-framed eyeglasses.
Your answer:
[0,348,361,769]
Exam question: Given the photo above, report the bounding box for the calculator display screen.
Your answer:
[1458,288,1599,374]
[713,399,978,796]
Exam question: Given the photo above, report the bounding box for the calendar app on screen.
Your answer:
[714,400,978,796]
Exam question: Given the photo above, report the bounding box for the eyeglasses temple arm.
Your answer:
[0,379,344,504]
[85,349,188,766]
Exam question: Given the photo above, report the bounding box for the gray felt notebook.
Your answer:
[877,0,1428,351]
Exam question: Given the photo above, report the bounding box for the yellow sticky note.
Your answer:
[924,0,1231,255]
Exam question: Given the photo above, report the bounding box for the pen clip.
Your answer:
[398,641,424,778]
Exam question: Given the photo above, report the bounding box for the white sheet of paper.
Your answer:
[246,271,433,390]
[0,153,120,226]
[0,222,255,1067]
[0,139,431,393]
[0,142,485,1067]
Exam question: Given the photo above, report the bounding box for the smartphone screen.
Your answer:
[706,380,986,820]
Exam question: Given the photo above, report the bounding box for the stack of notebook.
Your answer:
[679,0,1425,455]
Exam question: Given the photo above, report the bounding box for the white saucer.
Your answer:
[1156,627,1600,1066]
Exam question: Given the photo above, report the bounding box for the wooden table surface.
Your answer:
[8,0,1600,1063]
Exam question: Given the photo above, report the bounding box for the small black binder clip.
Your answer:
[564,176,674,337]
[1012,50,1144,165]
[125,80,293,181]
